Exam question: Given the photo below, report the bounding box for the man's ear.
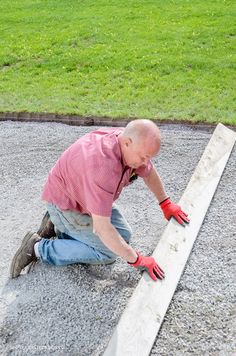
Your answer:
[125,137,132,147]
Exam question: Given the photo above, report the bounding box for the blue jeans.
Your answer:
[38,203,132,266]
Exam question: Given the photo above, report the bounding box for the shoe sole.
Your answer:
[37,211,49,235]
[37,211,56,238]
[10,231,35,278]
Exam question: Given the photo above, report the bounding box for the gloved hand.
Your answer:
[128,252,165,281]
[160,197,190,225]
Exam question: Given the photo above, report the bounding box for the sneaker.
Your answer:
[37,211,56,238]
[10,232,41,278]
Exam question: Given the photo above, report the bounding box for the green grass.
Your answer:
[0,0,235,124]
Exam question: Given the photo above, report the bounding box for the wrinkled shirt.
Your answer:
[42,128,153,217]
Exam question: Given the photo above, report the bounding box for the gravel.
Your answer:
[0,121,235,356]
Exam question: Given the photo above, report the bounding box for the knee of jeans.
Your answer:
[100,250,117,264]
[103,256,117,265]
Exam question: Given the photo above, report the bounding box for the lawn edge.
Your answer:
[0,111,235,131]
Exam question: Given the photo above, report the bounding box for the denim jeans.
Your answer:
[38,203,132,266]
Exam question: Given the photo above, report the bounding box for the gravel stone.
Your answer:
[0,121,235,355]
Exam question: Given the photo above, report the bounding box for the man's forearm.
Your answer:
[93,218,137,263]
[143,167,168,203]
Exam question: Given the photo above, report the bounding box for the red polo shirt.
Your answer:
[42,128,153,217]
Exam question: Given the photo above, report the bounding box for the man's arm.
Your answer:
[143,166,190,225]
[92,214,137,262]
[143,166,168,203]
[92,214,165,281]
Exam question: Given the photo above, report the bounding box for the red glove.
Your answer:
[128,252,165,281]
[160,197,190,225]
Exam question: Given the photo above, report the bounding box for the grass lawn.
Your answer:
[0,0,235,125]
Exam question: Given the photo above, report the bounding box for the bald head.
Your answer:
[119,119,161,169]
[122,119,161,152]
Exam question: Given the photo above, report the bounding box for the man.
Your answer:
[10,119,189,281]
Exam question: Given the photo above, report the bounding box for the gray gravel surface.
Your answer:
[0,121,235,356]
